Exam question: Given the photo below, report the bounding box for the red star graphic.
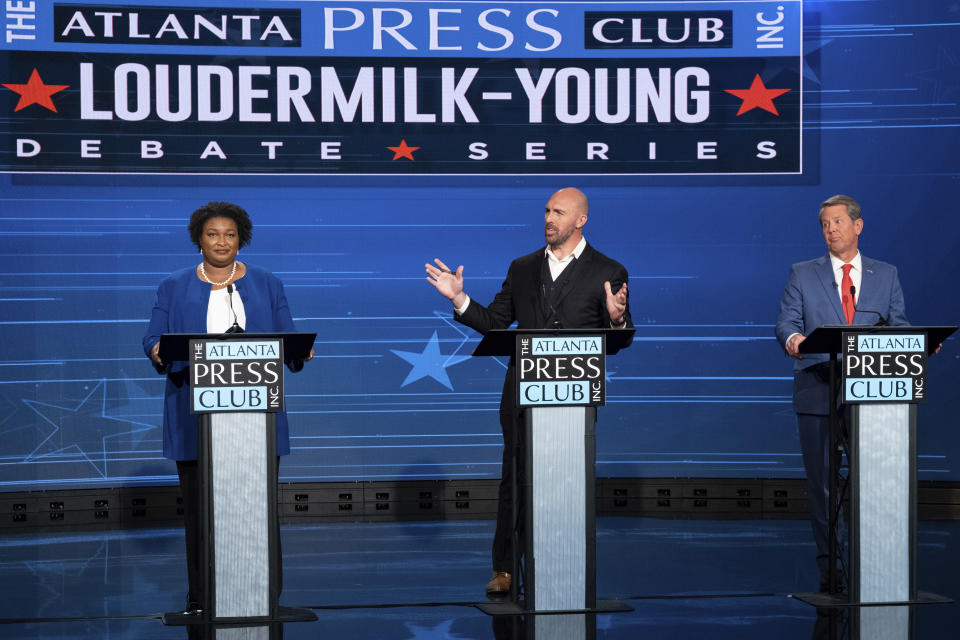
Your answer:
[2,68,70,113]
[387,139,420,161]
[724,74,791,116]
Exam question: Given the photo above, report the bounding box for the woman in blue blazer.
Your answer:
[142,201,312,614]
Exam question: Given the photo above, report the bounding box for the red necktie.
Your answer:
[841,263,855,324]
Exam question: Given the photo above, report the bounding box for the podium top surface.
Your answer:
[158,332,316,362]
[799,325,956,356]
[472,328,635,357]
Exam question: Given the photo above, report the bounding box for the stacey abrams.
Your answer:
[142,201,312,614]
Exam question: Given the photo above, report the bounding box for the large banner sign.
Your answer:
[2,1,802,174]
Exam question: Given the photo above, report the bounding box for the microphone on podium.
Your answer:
[849,284,888,326]
[224,284,244,334]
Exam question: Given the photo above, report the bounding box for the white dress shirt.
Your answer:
[546,236,587,280]
[829,251,862,306]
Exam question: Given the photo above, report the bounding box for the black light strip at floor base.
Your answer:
[3,478,959,532]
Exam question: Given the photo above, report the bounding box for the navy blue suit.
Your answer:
[775,253,908,578]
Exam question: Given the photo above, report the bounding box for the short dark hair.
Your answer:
[188,202,253,249]
[819,194,862,222]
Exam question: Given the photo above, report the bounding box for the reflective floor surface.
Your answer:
[2,517,957,639]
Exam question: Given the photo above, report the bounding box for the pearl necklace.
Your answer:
[199,260,237,286]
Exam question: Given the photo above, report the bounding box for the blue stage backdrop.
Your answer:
[0,1,957,490]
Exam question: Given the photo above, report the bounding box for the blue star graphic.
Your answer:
[22,539,108,613]
[391,331,471,390]
[908,43,960,104]
[802,36,832,86]
[405,620,455,639]
[20,378,157,478]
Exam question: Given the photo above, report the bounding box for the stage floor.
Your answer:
[2,517,957,638]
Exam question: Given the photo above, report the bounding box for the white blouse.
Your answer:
[206,286,247,333]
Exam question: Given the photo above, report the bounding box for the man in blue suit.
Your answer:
[775,194,908,590]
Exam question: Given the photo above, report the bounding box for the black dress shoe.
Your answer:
[819,580,847,594]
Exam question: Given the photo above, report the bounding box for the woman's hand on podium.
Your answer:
[289,349,314,373]
[149,342,168,374]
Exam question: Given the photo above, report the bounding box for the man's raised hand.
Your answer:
[604,281,628,326]
[426,258,467,308]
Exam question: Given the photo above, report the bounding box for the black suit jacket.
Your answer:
[457,243,633,385]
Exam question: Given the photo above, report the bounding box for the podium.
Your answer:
[157,332,317,625]
[794,324,955,608]
[472,328,634,616]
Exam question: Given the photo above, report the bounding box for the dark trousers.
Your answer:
[797,412,851,581]
[176,460,205,608]
[493,401,524,573]
[492,375,596,574]
[176,459,283,609]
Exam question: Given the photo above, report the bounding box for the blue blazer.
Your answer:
[775,253,908,414]
[143,264,297,461]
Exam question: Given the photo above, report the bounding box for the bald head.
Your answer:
[550,187,589,217]
[544,187,589,253]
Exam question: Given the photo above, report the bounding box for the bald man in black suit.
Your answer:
[426,187,633,595]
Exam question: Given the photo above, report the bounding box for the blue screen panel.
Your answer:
[0,1,957,489]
